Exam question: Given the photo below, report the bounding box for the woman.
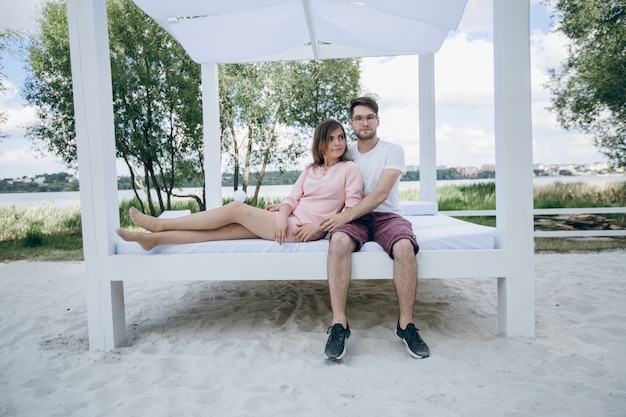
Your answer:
[116,119,362,251]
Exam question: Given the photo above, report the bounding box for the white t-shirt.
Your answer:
[347,139,406,215]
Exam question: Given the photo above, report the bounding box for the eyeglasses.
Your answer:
[351,115,378,124]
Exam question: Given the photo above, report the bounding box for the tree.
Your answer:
[23,0,204,215]
[23,0,362,211]
[545,0,626,168]
[0,29,20,140]
[220,59,361,205]
[107,0,204,213]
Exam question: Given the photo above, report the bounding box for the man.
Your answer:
[320,97,430,360]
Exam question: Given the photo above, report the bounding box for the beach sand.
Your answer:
[1,251,625,417]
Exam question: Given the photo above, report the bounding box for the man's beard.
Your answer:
[356,129,376,141]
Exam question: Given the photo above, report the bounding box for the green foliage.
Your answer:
[1,29,22,139]
[23,2,76,164]
[534,237,626,253]
[108,0,205,214]
[23,227,44,248]
[0,205,84,259]
[399,188,420,201]
[23,0,362,212]
[0,232,83,261]
[545,0,626,168]
[23,0,205,215]
[0,204,81,241]
[0,172,79,193]
[61,210,82,232]
[436,182,496,211]
[219,60,361,205]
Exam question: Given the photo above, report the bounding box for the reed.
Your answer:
[0,204,82,241]
[1,180,624,260]
[534,181,626,208]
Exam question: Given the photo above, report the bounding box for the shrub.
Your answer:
[23,226,44,248]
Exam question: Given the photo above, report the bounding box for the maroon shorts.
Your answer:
[330,212,419,258]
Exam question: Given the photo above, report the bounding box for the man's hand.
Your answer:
[294,223,322,242]
[320,211,351,233]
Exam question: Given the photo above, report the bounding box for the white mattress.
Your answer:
[115,209,496,255]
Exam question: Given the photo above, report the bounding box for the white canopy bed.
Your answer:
[65,0,535,350]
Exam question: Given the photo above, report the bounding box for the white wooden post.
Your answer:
[493,0,535,337]
[66,0,126,349]
[419,54,437,203]
[202,63,222,209]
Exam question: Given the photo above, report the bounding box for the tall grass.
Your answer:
[400,183,497,226]
[402,180,625,210]
[3,182,623,240]
[400,181,626,228]
[435,182,496,211]
[0,204,82,241]
[534,181,626,208]
[0,204,84,260]
[1,181,624,260]
[400,182,498,211]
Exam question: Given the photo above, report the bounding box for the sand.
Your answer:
[1,250,625,417]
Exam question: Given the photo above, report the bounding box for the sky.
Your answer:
[0,0,608,179]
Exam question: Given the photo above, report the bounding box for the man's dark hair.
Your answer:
[350,97,379,118]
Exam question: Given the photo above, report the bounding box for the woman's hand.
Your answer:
[274,213,288,244]
[265,203,281,212]
[273,204,292,244]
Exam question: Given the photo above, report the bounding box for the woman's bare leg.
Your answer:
[128,202,276,239]
[116,223,260,251]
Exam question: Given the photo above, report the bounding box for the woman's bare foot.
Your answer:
[115,228,157,251]
[129,207,160,232]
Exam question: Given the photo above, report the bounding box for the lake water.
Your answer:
[0,175,623,208]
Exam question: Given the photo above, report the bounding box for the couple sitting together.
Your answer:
[116,97,431,361]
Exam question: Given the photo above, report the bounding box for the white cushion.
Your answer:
[400,201,438,216]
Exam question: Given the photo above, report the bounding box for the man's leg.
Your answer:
[392,239,430,359]
[324,231,355,360]
[391,239,418,329]
[327,231,355,327]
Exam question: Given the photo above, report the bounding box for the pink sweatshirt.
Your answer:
[281,161,362,242]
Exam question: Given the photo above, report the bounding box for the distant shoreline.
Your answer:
[1,173,623,195]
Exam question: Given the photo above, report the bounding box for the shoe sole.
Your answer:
[395,330,430,359]
[324,344,347,361]
[324,337,348,361]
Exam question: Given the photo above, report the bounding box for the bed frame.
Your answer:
[66,0,535,350]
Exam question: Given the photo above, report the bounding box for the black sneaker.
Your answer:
[324,323,350,360]
[395,321,430,359]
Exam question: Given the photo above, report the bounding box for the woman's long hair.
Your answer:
[310,119,351,167]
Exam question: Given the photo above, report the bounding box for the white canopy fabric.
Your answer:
[131,0,468,63]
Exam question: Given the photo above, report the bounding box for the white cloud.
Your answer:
[356,0,608,169]
[436,123,495,168]
[436,33,494,109]
[0,81,38,137]
[0,147,70,179]
[0,77,59,179]
[0,0,46,32]
[457,0,493,35]
[360,56,418,108]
